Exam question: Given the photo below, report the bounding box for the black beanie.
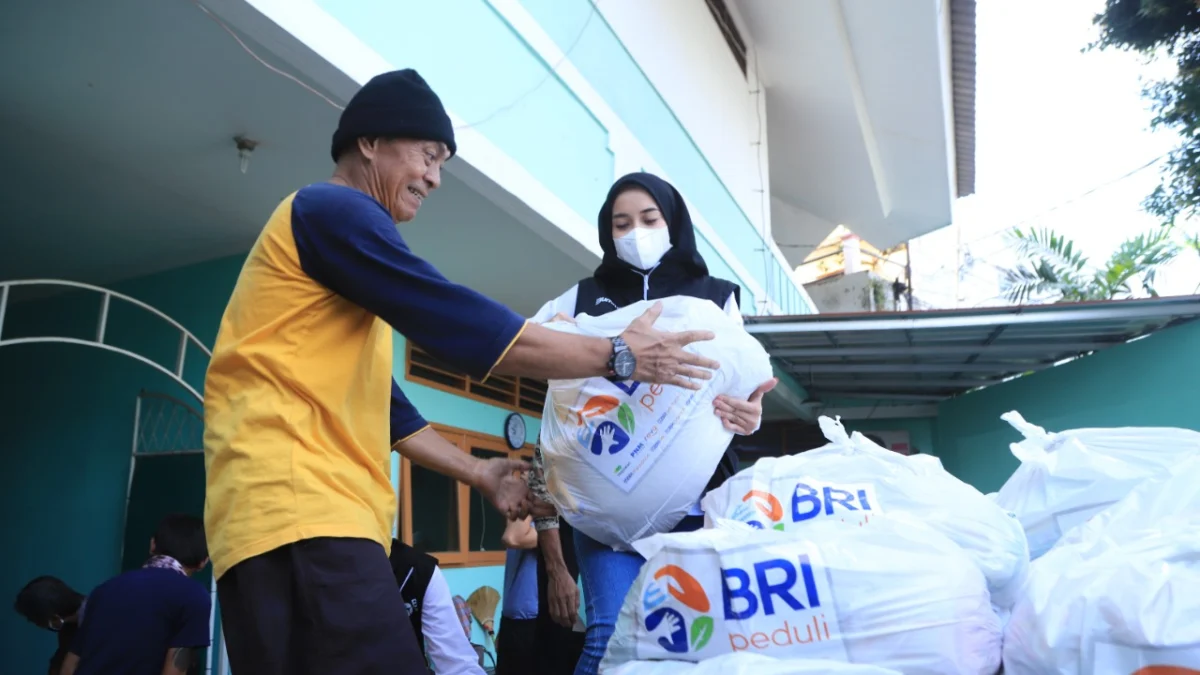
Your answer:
[330,69,457,163]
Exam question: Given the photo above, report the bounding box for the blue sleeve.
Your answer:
[291,184,527,381]
[169,586,212,648]
[391,378,429,446]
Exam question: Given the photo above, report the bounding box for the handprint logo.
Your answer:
[641,565,713,654]
[645,607,687,653]
[729,490,785,531]
[589,421,630,456]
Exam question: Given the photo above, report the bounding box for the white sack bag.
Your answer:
[992,410,1200,559]
[1003,529,1200,674]
[538,297,773,549]
[1004,455,1200,674]
[606,652,901,675]
[701,416,1029,609]
[601,517,1002,674]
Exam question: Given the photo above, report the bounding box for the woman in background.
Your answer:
[526,172,776,674]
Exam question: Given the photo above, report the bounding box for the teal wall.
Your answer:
[933,320,1200,494]
[0,251,548,671]
[0,255,241,674]
[312,0,807,315]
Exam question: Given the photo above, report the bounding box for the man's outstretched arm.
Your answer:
[292,187,719,389]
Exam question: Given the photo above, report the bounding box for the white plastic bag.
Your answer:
[601,517,1002,674]
[606,653,901,675]
[993,411,1200,560]
[1004,533,1200,674]
[538,297,773,549]
[701,417,1029,609]
[1004,455,1200,674]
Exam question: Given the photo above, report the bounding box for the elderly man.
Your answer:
[203,69,718,675]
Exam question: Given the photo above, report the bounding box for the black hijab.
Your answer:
[578,172,739,314]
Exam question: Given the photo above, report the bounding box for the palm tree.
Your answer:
[1001,227,1180,304]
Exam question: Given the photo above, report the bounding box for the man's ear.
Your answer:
[149,537,157,556]
[356,136,378,162]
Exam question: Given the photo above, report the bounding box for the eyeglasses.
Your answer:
[46,616,65,632]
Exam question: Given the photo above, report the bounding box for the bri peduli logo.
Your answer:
[568,394,636,456]
[641,565,715,654]
[643,554,839,656]
[730,490,786,531]
[730,483,877,529]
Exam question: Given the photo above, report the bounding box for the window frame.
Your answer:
[397,423,533,568]
[404,341,547,418]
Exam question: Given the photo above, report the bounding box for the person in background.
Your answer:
[60,514,211,675]
[496,517,539,674]
[203,68,720,675]
[527,172,777,675]
[389,538,484,675]
[13,576,87,675]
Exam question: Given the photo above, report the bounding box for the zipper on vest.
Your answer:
[636,264,660,301]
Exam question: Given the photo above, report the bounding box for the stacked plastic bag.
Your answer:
[701,417,1029,610]
[601,518,1002,674]
[992,411,1200,560]
[1003,455,1200,674]
[538,297,774,550]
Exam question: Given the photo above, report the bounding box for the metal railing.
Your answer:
[0,279,212,402]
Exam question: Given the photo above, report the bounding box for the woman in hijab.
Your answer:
[526,172,777,674]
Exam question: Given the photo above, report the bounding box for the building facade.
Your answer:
[0,0,973,671]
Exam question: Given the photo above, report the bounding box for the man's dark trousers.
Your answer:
[217,537,426,674]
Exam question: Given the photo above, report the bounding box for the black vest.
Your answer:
[390,540,439,661]
[573,277,743,496]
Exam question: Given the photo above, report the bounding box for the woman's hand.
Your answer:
[714,378,778,435]
[547,566,581,628]
[547,312,577,324]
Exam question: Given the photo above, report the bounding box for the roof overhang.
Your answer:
[733,0,976,263]
[746,296,1200,419]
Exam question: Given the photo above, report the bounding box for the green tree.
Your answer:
[1093,0,1200,223]
[1001,226,1179,303]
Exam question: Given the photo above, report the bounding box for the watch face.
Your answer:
[614,349,636,378]
[505,413,525,449]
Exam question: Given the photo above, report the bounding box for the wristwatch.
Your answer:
[608,336,637,380]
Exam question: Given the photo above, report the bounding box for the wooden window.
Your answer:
[396,423,533,568]
[405,341,547,417]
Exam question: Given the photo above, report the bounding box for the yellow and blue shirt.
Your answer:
[203,183,526,579]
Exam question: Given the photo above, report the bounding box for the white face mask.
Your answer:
[614,226,672,271]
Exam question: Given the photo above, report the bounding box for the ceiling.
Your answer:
[747,296,1200,418]
[734,0,972,261]
[0,0,588,316]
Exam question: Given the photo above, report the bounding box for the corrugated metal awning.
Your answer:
[747,296,1200,417]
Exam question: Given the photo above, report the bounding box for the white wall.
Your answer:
[597,0,771,237]
[804,270,897,314]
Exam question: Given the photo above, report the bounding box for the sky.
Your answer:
[910,0,1200,308]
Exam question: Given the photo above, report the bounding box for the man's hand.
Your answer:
[547,567,580,628]
[619,302,719,390]
[469,458,532,520]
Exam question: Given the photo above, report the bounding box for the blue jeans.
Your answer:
[573,516,704,675]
